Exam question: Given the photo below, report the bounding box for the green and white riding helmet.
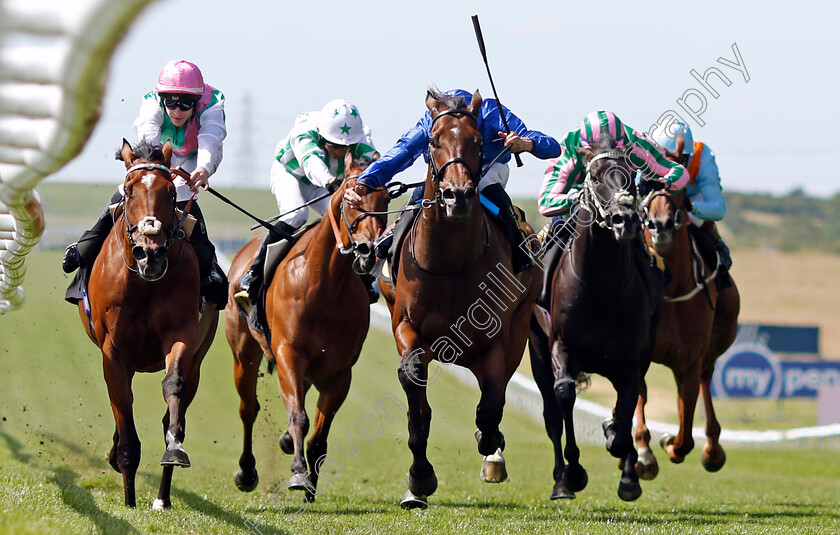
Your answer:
[318,99,365,146]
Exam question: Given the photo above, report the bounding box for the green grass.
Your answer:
[0,251,838,534]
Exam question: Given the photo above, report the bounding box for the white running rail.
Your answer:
[0,0,153,312]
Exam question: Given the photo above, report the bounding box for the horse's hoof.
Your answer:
[408,472,437,497]
[550,480,576,500]
[152,498,170,511]
[601,418,615,436]
[480,448,507,483]
[617,477,642,502]
[635,448,660,480]
[659,434,685,464]
[562,465,588,493]
[303,491,316,503]
[400,488,428,510]
[160,449,191,467]
[279,431,294,455]
[287,472,314,493]
[234,468,259,492]
[701,447,726,472]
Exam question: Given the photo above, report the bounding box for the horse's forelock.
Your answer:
[114,140,166,163]
[427,86,466,111]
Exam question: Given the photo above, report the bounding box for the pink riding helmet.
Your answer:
[155,60,205,95]
[579,110,627,149]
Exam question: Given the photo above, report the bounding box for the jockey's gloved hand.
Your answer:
[685,196,694,212]
[325,178,342,194]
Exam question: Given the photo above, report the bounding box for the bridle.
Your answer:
[641,189,686,233]
[121,162,182,280]
[426,108,483,205]
[579,150,638,230]
[327,174,387,262]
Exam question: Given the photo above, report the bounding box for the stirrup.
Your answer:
[233,290,253,313]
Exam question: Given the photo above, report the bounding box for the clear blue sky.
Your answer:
[51,0,840,199]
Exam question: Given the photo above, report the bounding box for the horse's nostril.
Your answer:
[611,214,624,227]
[464,187,476,200]
[441,188,456,200]
[665,220,675,231]
[646,220,656,230]
[132,245,145,262]
[355,243,371,257]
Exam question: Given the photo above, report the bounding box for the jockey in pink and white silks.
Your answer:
[234,99,380,310]
[534,110,689,308]
[62,60,228,308]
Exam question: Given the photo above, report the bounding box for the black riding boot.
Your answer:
[482,184,534,273]
[63,190,123,273]
[236,233,271,305]
[536,218,574,309]
[360,273,379,304]
[707,222,733,270]
[181,201,227,308]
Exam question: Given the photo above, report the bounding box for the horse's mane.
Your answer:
[427,86,465,111]
[115,140,165,163]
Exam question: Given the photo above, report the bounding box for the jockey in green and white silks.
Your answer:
[133,84,226,203]
[270,99,377,228]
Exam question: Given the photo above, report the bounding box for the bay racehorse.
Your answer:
[378,90,540,509]
[78,139,219,509]
[225,153,389,502]
[633,179,740,478]
[528,143,660,502]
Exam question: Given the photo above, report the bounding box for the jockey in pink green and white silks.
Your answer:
[133,85,226,202]
[538,110,689,217]
[270,99,377,229]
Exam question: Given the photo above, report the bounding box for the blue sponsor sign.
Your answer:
[712,343,840,399]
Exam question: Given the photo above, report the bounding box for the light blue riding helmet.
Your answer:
[654,121,694,155]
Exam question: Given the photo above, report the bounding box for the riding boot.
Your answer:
[499,205,535,273]
[234,233,272,312]
[181,201,227,308]
[64,191,123,273]
[705,222,733,289]
[360,273,379,304]
[536,217,573,309]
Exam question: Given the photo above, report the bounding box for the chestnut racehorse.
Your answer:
[78,139,219,509]
[528,144,659,502]
[225,153,389,502]
[378,89,540,509]
[634,180,740,478]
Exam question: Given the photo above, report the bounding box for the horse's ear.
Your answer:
[119,139,134,168]
[426,91,441,119]
[344,149,354,170]
[162,140,172,166]
[674,134,685,158]
[576,146,594,162]
[467,89,482,117]
[370,151,380,162]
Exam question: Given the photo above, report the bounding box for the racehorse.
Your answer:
[78,139,219,509]
[225,153,389,502]
[378,89,540,509]
[633,179,740,478]
[528,143,659,502]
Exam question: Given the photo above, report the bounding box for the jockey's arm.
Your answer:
[690,154,726,221]
[355,120,429,192]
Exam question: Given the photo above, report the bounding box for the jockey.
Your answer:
[62,59,228,307]
[652,121,733,276]
[535,110,690,308]
[344,87,562,274]
[234,99,379,310]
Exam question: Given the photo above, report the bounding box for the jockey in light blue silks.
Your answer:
[652,122,733,277]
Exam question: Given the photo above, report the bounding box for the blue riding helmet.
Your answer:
[654,121,694,155]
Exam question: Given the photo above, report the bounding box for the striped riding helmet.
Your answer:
[579,110,627,149]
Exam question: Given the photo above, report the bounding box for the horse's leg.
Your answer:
[605,369,641,502]
[550,339,588,496]
[159,342,194,469]
[528,318,571,499]
[472,344,508,484]
[304,370,352,503]
[103,357,140,508]
[155,362,201,510]
[660,364,700,463]
[274,345,312,493]
[633,378,659,480]
[228,324,264,493]
[699,366,725,472]
[397,344,436,509]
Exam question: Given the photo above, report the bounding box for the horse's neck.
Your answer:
[309,207,355,280]
[572,219,633,281]
[663,226,696,290]
[413,204,485,271]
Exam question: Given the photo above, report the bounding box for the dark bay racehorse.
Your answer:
[78,139,219,509]
[528,143,658,502]
[225,154,389,502]
[378,89,540,509]
[633,180,740,478]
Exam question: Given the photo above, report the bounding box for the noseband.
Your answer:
[580,150,638,230]
[427,108,483,201]
[328,175,386,261]
[122,163,181,279]
[641,190,685,232]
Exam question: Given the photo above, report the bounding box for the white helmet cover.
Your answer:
[317,99,364,145]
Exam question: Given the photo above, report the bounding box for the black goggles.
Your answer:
[163,97,197,111]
